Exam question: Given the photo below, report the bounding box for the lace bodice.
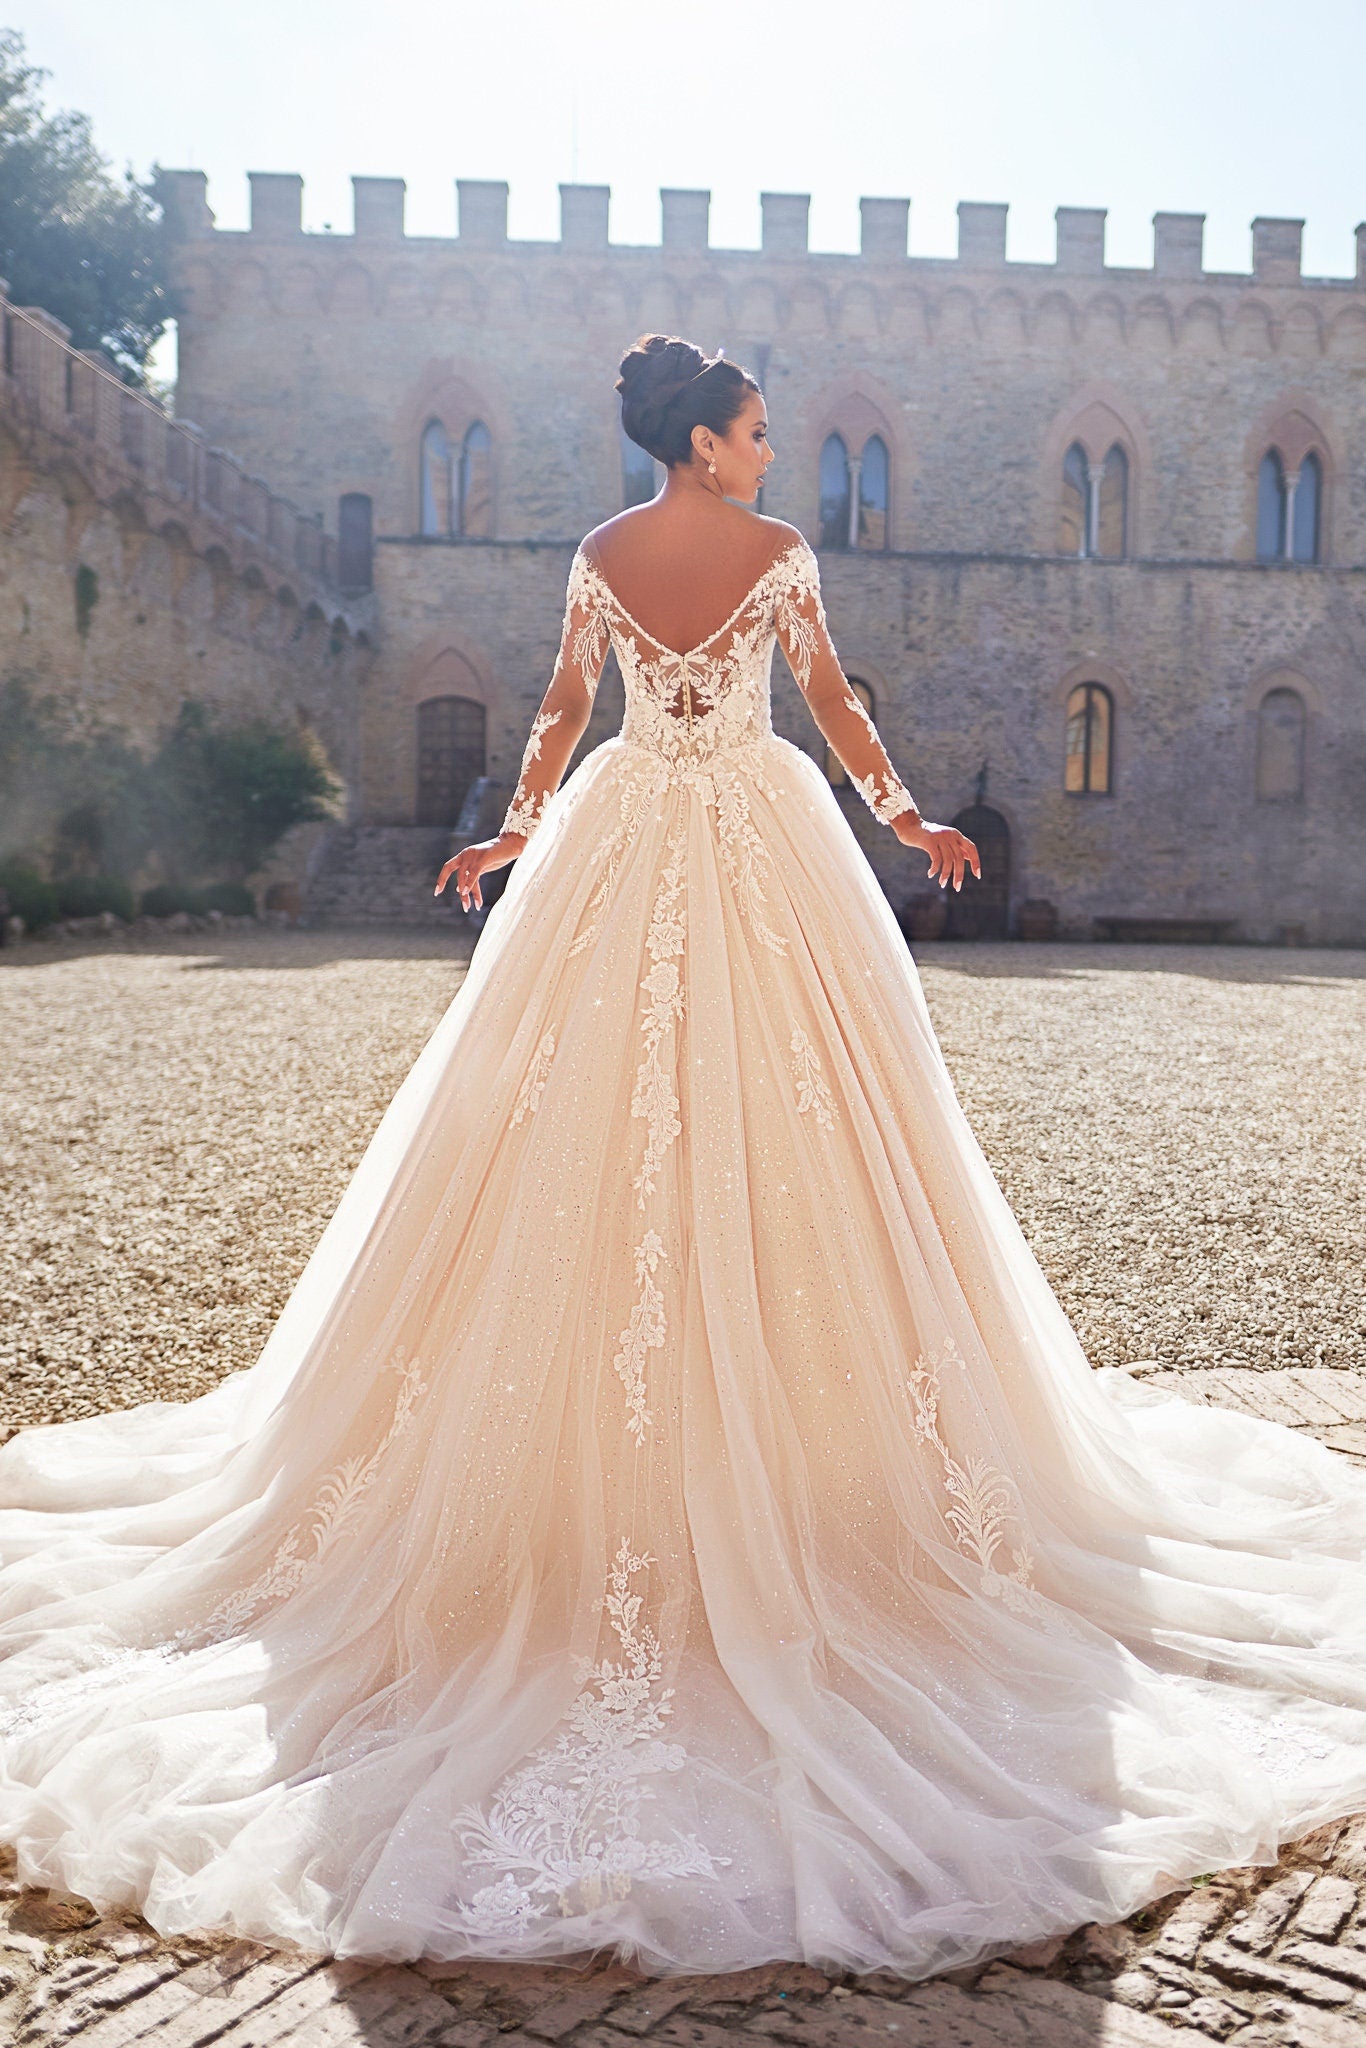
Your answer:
[500,535,919,842]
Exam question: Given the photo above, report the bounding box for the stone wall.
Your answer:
[156,171,1366,939]
[0,288,373,894]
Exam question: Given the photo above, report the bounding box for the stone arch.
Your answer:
[328,262,377,316]
[1230,299,1276,359]
[1278,303,1324,359]
[402,635,495,715]
[279,261,324,315]
[1029,292,1079,348]
[1179,298,1225,351]
[381,262,429,319]
[1129,294,1176,353]
[933,288,978,346]
[981,289,1027,349]
[1326,308,1366,362]
[1081,293,1126,351]
[1040,384,1152,556]
[835,284,881,340]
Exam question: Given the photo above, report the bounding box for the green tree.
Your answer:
[147,700,343,883]
[0,29,174,380]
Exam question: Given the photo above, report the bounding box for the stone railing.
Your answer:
[0,284,339,590]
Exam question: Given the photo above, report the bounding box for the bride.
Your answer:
[1,331,1363,1983]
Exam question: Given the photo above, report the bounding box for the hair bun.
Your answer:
[615,332,759,469]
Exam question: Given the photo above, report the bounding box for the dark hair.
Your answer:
[616,333,761,469]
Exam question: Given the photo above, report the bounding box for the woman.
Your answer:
[0,334,1363,1984]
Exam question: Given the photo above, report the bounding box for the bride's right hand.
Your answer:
[434,832,526,911]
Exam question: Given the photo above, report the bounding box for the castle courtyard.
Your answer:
[1,926,1363,2044]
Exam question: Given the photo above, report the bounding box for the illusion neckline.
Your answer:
[578,537,806,660]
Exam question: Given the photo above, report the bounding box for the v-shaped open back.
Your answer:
[580,537,805,661]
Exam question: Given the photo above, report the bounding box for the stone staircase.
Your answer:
[305,778,512,927]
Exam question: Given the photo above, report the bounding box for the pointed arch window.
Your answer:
[1096,445,1127,558]
[620,400,658,508]
[1060,443,1088,556]
[1255,686,1305,801]
[1061,440,1128,558]
[819,431,891,551]
[1257,450,1287,561]
[1064,682,1113,794]
[818,433,851,550]
[858,436,889,550]
[825,679,875,786]
[420,420,453,537]
[1292,452,1321,563]
[457,421,493,539]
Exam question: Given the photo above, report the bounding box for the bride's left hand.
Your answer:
[895,816,981,891]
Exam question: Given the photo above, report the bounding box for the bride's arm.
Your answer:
[435,552,610,910]
[773,539,980,892]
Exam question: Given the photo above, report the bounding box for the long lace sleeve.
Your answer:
[500,549,611,842]
[773,540,921,830]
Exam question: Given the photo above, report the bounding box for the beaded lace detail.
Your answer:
[451,1538,725,1933]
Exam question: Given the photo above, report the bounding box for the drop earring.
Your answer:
[707,458,717,475]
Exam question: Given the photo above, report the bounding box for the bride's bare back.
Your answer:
[583,503,798,661]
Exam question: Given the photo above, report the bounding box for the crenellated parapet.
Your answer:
[155,172,1366,378]
[0,282,362,625]
[157,167,1366,291]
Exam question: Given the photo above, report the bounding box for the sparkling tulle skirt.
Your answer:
[1,730,1364,1978]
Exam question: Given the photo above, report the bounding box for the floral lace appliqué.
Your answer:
[452,1538,725,1933]
[613,1229,665,1443]
[789,1024,836,1129]
[511,1030,556,1127]
[630,826,687,1208]
[906,1338,1047,1621]
[191,1346,429,1646]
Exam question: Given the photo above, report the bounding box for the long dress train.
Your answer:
[1,534,1364,1981]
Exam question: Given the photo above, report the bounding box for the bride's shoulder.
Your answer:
[755,518,812,566]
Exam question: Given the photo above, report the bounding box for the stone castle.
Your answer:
[6,168,1365,938]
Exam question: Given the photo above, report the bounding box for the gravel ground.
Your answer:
[1,929,1363,1437]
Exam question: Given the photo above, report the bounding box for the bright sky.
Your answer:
[13,0,1366,279]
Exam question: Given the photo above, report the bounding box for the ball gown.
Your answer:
[1,533,1363,1980]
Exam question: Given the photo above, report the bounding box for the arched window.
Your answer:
[416,694,487,824]
[1060,443,1088,557]
[419,420,452,537]
[857,436,889,550]
[1292,451,1321,563]
[1096,444,1127,559]
[1064,682,1113,794]
[457,421,493,539]
[620,406,658,508]
[1255,686,1306,801]
[1256,449,1286,561]
[1061,441,1128,559]
[825,679,875,786]
[337,492,373,590]
[818,433,851,550]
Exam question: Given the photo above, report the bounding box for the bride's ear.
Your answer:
[690,423,714,467]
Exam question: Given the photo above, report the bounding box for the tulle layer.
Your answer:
[2,732,1365,1978]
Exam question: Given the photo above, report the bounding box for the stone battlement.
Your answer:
[157,170,1366,292]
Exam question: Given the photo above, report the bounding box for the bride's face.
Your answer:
[700,391,774,503]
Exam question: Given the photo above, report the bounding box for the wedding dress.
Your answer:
[1,532,1364,1983]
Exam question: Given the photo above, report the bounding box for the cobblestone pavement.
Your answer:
[1,930,1364,2046]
